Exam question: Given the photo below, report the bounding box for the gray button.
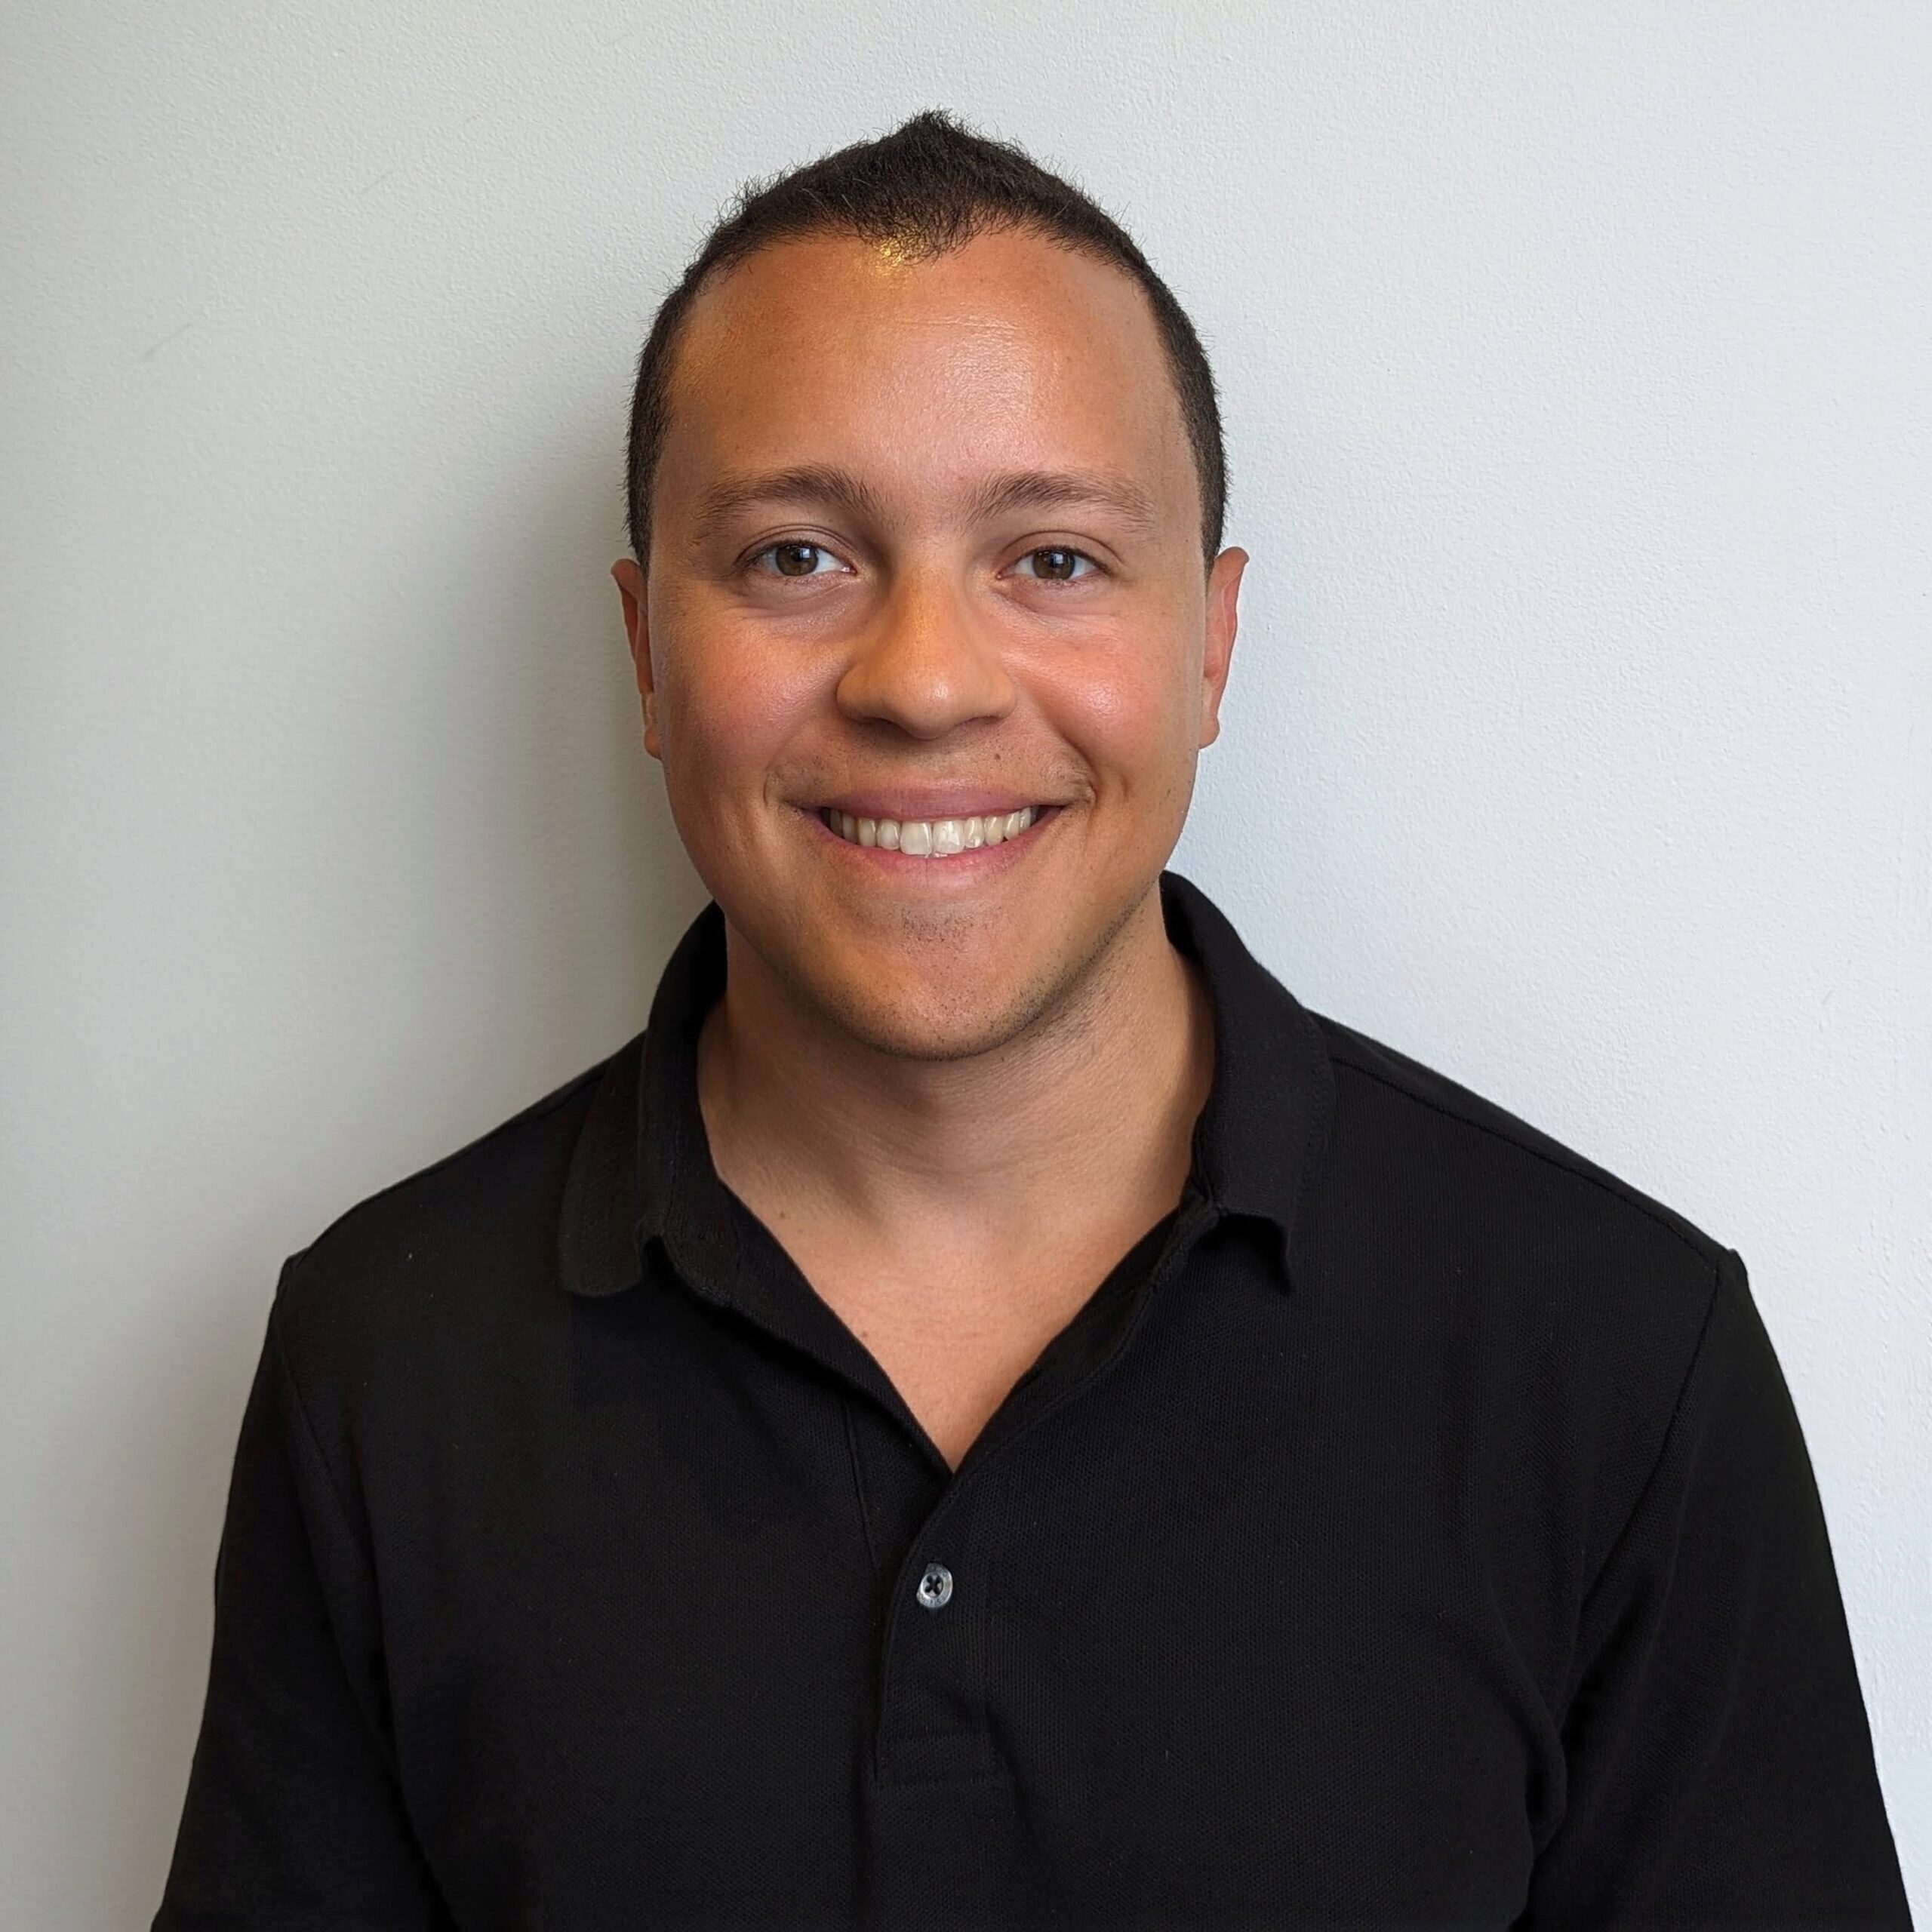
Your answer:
[915,1562,953,1610]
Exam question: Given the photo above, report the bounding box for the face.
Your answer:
[612,226,1246,1062]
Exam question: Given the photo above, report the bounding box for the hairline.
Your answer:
[638,217,1218,573]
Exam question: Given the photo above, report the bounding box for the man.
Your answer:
[155,109,1912,1929]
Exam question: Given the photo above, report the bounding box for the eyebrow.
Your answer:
[685,462,1162,547]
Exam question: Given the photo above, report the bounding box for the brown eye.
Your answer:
[1015,546,1099,583]
[746,541,847,580]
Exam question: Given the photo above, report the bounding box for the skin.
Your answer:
[612,225,1247,1469]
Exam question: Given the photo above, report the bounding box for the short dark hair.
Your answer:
[624,108,1227,569]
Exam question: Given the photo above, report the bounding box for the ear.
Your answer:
[1198,545,1247,749]
[611,556,662,760]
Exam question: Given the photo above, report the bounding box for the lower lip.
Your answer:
[804,805,1060,875]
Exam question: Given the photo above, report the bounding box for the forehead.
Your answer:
[658,226,1192,520]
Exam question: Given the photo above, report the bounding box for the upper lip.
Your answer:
[809,791,1051,820]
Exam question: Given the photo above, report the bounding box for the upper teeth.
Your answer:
[821,807,1039,856]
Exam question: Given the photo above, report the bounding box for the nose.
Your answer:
[834,564,1017,739]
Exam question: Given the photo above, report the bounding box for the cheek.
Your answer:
[1030,635,1196,789]
[657,627,822,793]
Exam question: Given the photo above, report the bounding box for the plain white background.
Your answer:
[3,2,1927,1922]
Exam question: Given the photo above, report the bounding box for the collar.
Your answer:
[558,869,1336,1300]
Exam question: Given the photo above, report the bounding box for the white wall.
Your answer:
[3,2,1926,1921]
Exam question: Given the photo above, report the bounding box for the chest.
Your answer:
[374,1260,1561,1928]
[814,1280,1086,1471]
[789,1225,1168,1472]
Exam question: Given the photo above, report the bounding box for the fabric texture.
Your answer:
[153,871,1913,1929]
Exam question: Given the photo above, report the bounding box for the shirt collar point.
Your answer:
[1158,871,1337,1272]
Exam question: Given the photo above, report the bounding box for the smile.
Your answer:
[817,805,1043,857]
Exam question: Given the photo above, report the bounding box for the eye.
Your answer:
[1010,545,1103,584]
[745,540,851,580]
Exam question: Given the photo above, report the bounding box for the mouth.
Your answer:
[811,803,1058,859]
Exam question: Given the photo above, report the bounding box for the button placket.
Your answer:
[876,1493,998,1785]
[872,1208,1225,1792]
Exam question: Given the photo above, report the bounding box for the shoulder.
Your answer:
[1300,1010,1757,1616]
[269,1041,630,1400]
[1304,1008,1735,1536]
[1311,1007,1728,1284]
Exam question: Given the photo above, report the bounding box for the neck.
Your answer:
[697,885,1214,1267]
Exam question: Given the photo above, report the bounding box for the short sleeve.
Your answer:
[152,1259,453,1929]
[1520,1246,1913,1927]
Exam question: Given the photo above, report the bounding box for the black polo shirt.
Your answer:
[155,870,1911,1930]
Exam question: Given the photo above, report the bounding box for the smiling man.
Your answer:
[155,112,1910,1930]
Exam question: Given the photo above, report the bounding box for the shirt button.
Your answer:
[915,1562,953,1610]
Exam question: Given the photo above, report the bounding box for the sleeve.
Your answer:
[1518,1245,1915,1927]
[152,1259,454,1930]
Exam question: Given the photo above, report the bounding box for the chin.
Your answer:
[808,973,1051,1064]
